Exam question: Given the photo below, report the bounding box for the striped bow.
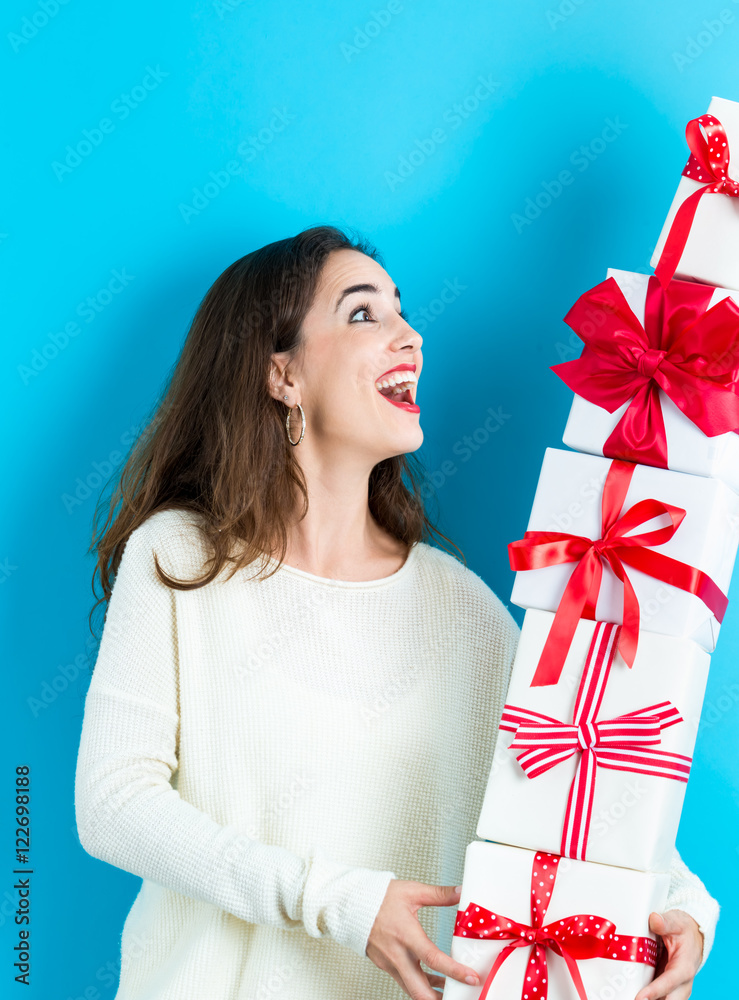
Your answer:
[500,621,693,860]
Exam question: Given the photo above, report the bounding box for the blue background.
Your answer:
[4,1,738,996]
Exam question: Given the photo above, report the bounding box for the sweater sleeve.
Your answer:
[662,846,719,972]
[74,512,397,959]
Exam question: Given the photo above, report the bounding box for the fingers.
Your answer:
[406,925,480,987]
[633,913,701,1000]
[634,966,692,1000]
[420,970,446,998]
[646,908,703,979]
[412,883,466,909]
[635,984,693,1000]
[426,973,446,990]
[410,884,481,985]
[650,908,699,940]
[365,880,480,996]
[669,988,693,1000]
[394,950,454,1000]
[386,964,446,999]
[649,909,689,938]
[383,963,419,999]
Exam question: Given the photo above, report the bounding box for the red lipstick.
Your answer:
[377,362,416,380]
[376,363,420,414]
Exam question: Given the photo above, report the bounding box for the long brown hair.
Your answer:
[88,225,465,639]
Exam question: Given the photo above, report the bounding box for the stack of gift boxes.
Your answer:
[445,95,739,1000]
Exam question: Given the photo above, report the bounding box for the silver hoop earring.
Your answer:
[285,402,305,446]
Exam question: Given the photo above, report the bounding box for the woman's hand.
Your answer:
[366,880,480,998]
[634,909,704,1000]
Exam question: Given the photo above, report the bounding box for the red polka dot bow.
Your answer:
[453,852,658,1000]
[654,113,739,287]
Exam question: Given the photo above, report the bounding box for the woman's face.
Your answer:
[274,248,424,464]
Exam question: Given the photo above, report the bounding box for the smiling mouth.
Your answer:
[374,371,420,413]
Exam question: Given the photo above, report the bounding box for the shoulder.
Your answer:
[415,540,508,610]
[415,541,520,643]
[120,508,213,581]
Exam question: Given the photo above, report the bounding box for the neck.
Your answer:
[281,444,402,577]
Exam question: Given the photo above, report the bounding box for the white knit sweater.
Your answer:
[74,509,719,999]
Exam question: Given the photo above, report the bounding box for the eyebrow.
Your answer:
[334,283,401,312]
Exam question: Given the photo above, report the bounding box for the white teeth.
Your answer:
[374,370,417,391]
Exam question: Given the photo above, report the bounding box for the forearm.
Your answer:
[75,684,396,957]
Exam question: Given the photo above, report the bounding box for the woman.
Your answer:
[75,225,717,1000]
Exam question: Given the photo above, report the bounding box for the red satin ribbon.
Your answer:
[500,622,692,860]
[508,458,728,686]
[654,113,739,288]
[453,852,659,1000]
[552,274,739,467]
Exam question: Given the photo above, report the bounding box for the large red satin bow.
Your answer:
[508,458,728,686]
[453,852,658,1000]
[500,622,692,860]
[654,113,739,287]
[552,274,739,468]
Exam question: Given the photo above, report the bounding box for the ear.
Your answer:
[268,351,300,404]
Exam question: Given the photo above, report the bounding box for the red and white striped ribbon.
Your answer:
[500,622,693,860]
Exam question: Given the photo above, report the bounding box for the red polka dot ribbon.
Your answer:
[551,273,739,469]
[654,113,739,287]
[500,621,692,860]
[453,852,659,1000]
[508,458,728,687]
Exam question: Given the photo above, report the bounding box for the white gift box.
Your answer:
[476,610,709,871]
[561,268,739,494]
[510,447,739,652]
[650,96,739,289]
[445,841,668,1000]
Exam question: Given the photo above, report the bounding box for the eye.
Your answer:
[349,302,374,323]
[349,302,409,323]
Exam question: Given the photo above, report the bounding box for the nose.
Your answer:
[392,317,423,353]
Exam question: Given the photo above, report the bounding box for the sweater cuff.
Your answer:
[300,851,397,958]
[666,898,720,972]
